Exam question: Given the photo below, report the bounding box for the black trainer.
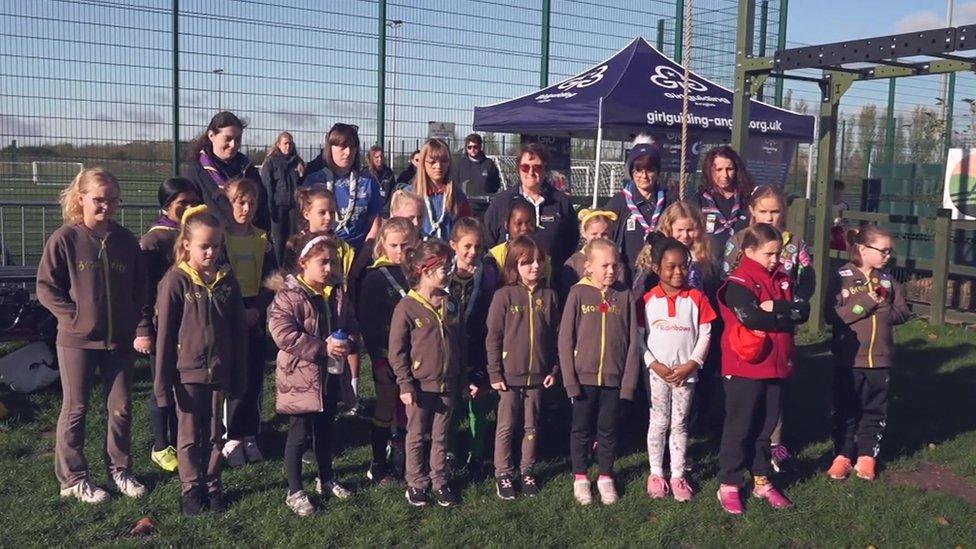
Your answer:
[182,493,206,517]
[367,461,393,486]
[405,486,429,507]
[433,485,459,507]
[521,474,540,497]
[208,491,228,513]
[496,474,517,500]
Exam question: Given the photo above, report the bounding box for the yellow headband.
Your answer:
[578,209,618,228]
[181,204,209,225]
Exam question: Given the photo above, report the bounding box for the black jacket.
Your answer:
[451,153,501,196]
[368,165,397,205]
[605,183,677,280]
[260,151,303,210]
[182,151,270,231]
[483,182,580,273]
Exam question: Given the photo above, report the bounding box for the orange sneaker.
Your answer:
[854,456,876,480]
[827,456,853,480]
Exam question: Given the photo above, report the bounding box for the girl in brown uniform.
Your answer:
[486,236,559,500]
[37,168,148,504]
[558,238,641,506]
[154,205,247,516]
[389,240,470,507]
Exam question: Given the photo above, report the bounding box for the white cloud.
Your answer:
[895,2,976,33]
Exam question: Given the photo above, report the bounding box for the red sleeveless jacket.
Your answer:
[718,256,796,380]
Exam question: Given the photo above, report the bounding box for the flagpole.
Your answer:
[593,97,604,209]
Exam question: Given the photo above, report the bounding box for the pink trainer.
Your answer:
[753,484,794,509]
[670,477,694,502]
[717,484,743,515]
[646,474,669,499]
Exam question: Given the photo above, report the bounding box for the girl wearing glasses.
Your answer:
[825,224,910,482]
[407,138,473,240]
[483,142,579,275]
[303,123,383,252]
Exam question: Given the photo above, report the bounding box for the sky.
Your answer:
[790,0,968,45]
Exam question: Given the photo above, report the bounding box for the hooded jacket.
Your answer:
[260,151,303,210]
[826,262,911,368]
[36,221,145,349]
[557,280,641,400]
[445,256,501,382]
[389,290,466,395]
[486,283,560,387]
[451,152,501,196]
[137,217,180,338]
[605,181,676,280]
[153,263,247,406]
[267,273,358,415]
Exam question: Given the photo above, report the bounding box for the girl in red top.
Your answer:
[716,224,809,515]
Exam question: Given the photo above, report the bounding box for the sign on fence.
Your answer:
[942,148,976,220]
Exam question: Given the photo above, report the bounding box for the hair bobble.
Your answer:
[181,204,209,225]
[415,254,446,274]
[578,209,618,225]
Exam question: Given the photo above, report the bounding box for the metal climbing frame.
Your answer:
[729,0,976,330]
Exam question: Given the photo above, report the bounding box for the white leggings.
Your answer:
[646,371,694,478]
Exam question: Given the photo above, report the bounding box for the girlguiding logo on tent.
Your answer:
[535,65,608,103]
[649,66,729,106]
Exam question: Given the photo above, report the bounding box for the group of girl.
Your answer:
[36,123,910,518]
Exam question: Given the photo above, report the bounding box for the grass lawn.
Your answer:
[0,319,974,547]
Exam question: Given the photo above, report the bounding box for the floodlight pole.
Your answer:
[171,0,179,177]
[593,97,604,209]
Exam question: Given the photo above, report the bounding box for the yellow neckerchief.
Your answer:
[489,242,508,268]
[297,274,335,299]
[407,289,445,322]
[178,261,229,292]
[370,255,399,269]
[147,225,179,233]
[225,225,269,297]
[575,276,606,291]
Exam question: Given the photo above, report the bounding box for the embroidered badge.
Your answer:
[852,304,865,315]
[724,240,735,254]
[781,280,789,290]
[598,301,610,313]
[705,213,717,234]
[839,269,853,277]
[786,243,797,254]
[541,214,555,223]
[841,289,850,298]
[783,260,794,272]
[881,279,892,288]
[627,216,636,231]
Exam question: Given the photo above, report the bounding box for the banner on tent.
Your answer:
[520,135,572,192]
[746,138,797,188]
[942,148,976,220]
[645,132,702,173]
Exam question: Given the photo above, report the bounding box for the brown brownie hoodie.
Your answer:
[485,283,560,387]
[36,220,145,349]
[389,289,465,395]
[153,262,247,406]
[137,218,180,338]
[558,278,641,400]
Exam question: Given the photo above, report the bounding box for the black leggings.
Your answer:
[284,376,339,494]
[718,376,782,485]
[148,353,178,451]
[570,385,620,475]
[225,321,267,440]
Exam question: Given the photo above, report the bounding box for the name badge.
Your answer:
[540,214,555,223]
[705,213,717,234]
[626,216,636,231]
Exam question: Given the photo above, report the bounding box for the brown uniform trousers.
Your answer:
[405,391,455,490]
[493,386,543,478]
[174,383,225,496]
[54,346,133,489]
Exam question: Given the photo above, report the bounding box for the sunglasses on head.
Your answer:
[519,164,544,175]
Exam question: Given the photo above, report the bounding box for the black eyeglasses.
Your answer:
[865,245,893,257]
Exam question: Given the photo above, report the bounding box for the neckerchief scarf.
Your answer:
[622,181,665,235]
[199,149,247,190]
[700,189,741,237]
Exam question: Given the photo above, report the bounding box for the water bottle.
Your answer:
[327,329,347,375]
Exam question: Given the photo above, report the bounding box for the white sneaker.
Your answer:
[285,490,315,517]
[221,439,246,468]
[573,478,592,505]
[243,438,263,463]
[109,471,148,499]
[60,479,110,504]
[597,477,618,505]
[315,478,352,499]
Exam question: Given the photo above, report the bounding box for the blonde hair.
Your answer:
[389,189,424,216]
[59,168,120,224]
[373,217,420,260]
[173,205,223,266]
[414,139,457,214]
[266,131,305,177]
[642,200,713,275]
[582,237,619,264]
